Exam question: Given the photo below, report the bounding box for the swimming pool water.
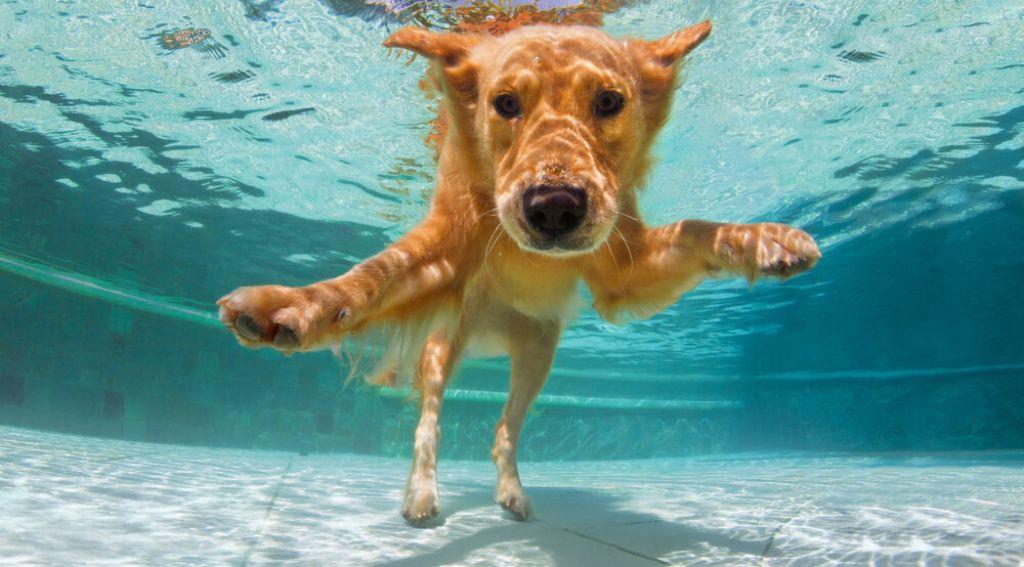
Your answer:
[2,0,1024,564]
[1,0,1022,461]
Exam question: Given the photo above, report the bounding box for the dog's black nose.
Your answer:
[523,185,587,237]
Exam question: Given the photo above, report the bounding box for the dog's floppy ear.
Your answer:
[383,26,480,66]
[630,20,711,99]
[639,20,711,68]
[384,27,482,102]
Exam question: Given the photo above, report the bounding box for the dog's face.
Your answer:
[385,22,710,256]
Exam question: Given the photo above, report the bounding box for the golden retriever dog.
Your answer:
[217,20,820,524]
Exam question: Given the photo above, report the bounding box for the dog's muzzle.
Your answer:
[522,184,587,239]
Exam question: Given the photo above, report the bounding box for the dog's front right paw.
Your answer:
[217,285,343,352]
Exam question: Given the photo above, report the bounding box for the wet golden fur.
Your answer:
[218,21,820,524]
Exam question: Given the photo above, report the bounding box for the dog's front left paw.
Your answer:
[716,223,821,281]
[754,223,821,279]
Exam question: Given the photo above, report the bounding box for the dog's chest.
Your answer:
[477,245,582,322]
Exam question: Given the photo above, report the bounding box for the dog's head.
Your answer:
[385,22,710,256]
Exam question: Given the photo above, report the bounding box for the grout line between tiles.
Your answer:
[89,450,170,463]
[575,519,663,530]
[240,457,294,567]
[547,522,671,565]
[761,500,814,561]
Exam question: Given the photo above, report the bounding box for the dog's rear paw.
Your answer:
[497,483,531,521]
[402,488,440,527]
[217,285,344,352]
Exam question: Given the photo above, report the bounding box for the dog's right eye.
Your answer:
[493,93,521,119]
[593,90,625,118]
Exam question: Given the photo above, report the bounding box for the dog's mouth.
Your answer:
[520,233,594,255]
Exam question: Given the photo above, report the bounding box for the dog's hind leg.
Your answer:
[401,329,463,525]
[492,316,560,521]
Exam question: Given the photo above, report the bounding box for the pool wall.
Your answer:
[3,267,1021,460]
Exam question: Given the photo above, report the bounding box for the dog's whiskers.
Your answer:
[617,211,642,224]
[612,224,635,284]
[603,239,623,287]
[483,222,503,266]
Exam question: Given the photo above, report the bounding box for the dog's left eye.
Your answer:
[593,90,625,118]
[493,93,522,119]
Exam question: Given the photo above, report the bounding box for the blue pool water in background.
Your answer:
[0,0,1022,460]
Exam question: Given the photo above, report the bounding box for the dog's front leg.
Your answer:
[588,220,821,323]
[491,315,560,521]
[402,330,464,526]
[217,217,462,351]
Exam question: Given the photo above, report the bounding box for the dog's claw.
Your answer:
[402,484,441,527]
[496,483,531,521]
[500,497,530,521]
[401,503,440,527]
[402,509,438,527]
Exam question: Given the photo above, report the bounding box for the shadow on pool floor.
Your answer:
[386,485,768,566]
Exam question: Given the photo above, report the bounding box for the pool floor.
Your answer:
[1,426,1022,565]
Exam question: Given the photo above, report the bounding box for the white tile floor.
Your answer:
[1,426,1022,566]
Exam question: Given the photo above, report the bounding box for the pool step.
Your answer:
[377,387,743,411]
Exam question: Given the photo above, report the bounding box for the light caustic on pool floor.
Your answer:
[1,426,1022,565]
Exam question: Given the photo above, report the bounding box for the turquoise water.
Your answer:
[1,0,1023,461]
